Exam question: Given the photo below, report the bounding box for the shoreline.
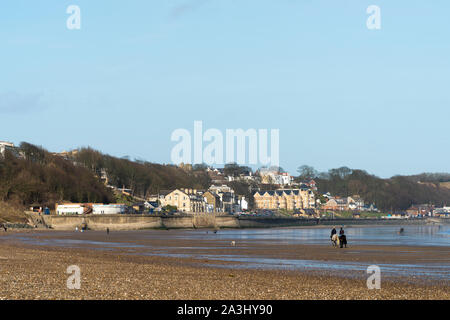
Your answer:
[0,241,448,300]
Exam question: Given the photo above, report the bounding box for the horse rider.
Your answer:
[339,227,345,236]
[330,226,337,239]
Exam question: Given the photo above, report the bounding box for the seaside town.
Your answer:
[1,140,444,220]
[2,139,449,301]
[48,183,450,220]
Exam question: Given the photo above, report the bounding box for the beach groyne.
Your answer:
[27,212,449,231]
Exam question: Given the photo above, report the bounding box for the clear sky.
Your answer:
[1,0,449,178]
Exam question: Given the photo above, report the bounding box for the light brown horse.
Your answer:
[331,234,340,247]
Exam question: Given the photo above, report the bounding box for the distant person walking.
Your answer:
[106,228,110,235]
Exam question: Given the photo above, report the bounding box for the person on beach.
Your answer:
[330,227,337,239]
[339,227,345,235]
[107,228,109,235]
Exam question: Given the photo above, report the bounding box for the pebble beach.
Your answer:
[0,228,449,300]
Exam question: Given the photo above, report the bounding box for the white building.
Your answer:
[56,204,85,215]
[209,185,233,194]
[237,196,248,211]
[0,141,15,157]
[92,204,126,214]
[259,169,293,186]
[277,172,293,185]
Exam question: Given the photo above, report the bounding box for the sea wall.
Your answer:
[41,214,163,231]
[37,213,449,231]
[86,215,162,230]
[41,215,85,230]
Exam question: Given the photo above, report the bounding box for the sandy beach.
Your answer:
[0,228,449,300]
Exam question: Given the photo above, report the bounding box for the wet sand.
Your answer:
[0,229,449,299]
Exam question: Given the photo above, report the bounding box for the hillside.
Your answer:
[0,143,213,214]
[69,147,211,199]
[0,143,114,210]
[406,173,450,183]
[314,168,450,210]
[0,201,27,224]
[2,142,450,214]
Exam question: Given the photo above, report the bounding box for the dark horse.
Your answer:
[0,223,7,232]
[339,234,347,248]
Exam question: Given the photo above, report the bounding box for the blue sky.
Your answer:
[1,0,449,178]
